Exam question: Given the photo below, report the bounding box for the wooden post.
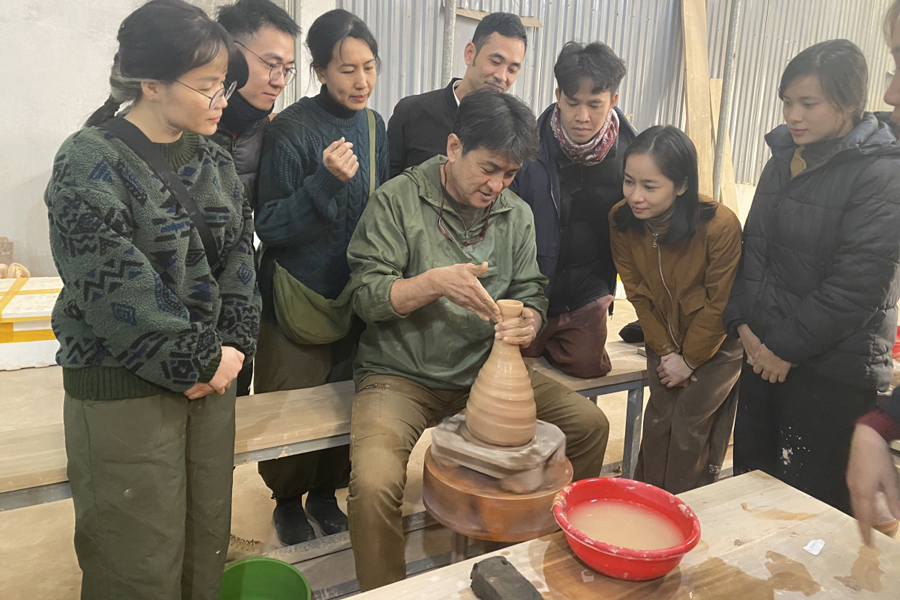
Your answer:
[709,79,739,213]
[681,0,714,199]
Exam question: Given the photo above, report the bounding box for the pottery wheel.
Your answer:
[430,413,567,493]
[422,446,572,543]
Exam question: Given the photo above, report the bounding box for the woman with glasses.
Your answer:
[609,126,743,494]
[254,9,389,546]
[44,1,260,598]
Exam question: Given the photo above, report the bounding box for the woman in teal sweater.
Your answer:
[44,2,260,598]
[255,9,389,545]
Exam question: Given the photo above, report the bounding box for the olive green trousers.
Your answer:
[64,387,236,600]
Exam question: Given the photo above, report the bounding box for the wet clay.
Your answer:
[538,537,821,600]
[567,500,684,551]
[764,551,821,596]
[834,545,883,592]
[466,299,537,447]
[740,502,817,521]
[656,558,775,600]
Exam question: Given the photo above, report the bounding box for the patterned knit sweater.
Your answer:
[45,126,261,401]
[256,95,389,321]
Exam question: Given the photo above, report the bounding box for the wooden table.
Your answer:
[354,471,900,599]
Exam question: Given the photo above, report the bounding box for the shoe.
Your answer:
[306,490,349,536]
[226,534,271,562]
[619,320,644,344]
[273,499,316,545]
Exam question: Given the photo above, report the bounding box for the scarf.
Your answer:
[220,91,273,136]
[551,104,620,166]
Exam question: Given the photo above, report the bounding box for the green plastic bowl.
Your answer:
[219,557,311,600]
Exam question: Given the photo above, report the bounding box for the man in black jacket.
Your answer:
[510,42,636,378]
[212,0,300,402]
[387,12,527,177]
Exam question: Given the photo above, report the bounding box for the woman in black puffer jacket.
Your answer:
[723,39,900,514]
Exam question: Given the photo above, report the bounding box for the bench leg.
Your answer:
[622,385,644,479]
[451,532,468,563]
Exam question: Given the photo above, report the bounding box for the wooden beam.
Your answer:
[681,0,714,199]
[453,6,542,29]
[709,79,739,213]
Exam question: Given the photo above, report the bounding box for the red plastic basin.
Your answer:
[552,478,701,581]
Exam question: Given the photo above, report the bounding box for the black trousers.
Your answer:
[733,361,875,514]
[255,321,356,502]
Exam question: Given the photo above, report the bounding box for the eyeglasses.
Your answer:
[175,79,237,110]
[438,173,493,247]
[236,41,297,85]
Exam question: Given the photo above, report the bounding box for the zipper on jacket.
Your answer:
[653,232,682,351]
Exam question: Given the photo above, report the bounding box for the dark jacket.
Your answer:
[723,114,900,391]
[887,388,900,433]
[610,198,742,368]
[210,117,268,212]
[388,78,460,178]
[510,104,637,311]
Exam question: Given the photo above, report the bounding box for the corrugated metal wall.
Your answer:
[337,0,892,184]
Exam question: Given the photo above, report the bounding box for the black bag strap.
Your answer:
[101,117,223,278]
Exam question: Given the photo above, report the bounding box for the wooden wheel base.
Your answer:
[422,446,572,543]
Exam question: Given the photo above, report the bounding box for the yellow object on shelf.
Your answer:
[0,277,62,370]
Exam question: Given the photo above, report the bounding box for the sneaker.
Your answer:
[273,499,316,545]
[226,534,271,562]
[306,490,349,536]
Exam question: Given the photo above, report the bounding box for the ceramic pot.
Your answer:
[465,299,537,447]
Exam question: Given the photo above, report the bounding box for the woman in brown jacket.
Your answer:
[610,126,742,494]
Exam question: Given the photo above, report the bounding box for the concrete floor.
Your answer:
[0,302,735,599]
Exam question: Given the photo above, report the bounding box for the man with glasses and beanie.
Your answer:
[213,0,300,401]
[344,90,610,591]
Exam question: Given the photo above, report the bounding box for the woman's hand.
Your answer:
[753,344,791,383]
[658,353,695,388]
[184,347,245,400]
[323,137,359,182]
[738,324,762,366]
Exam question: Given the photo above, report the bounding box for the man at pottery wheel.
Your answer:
[343,89,610,591]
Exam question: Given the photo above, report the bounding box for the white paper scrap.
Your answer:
[803,539,825,556]
[581,569,595,583]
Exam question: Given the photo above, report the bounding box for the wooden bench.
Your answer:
[0,341,647,512]
[0,381,356,511]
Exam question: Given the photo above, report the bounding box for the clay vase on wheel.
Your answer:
[465,299,537,447]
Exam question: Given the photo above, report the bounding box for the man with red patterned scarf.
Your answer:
[510,41,637,378]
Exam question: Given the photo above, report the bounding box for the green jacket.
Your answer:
[347,155,549,389]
